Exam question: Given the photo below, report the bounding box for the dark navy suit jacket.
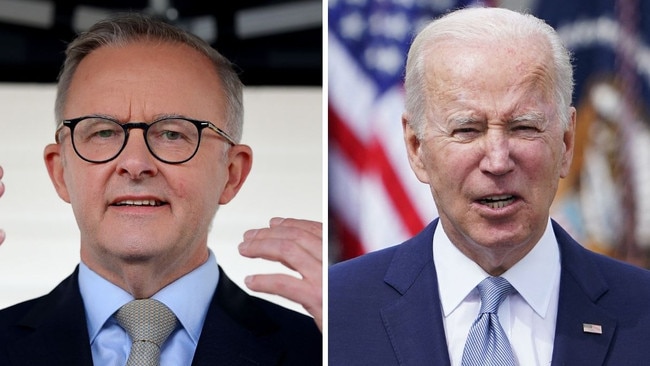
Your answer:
[329,219,650,365]
[0,266,321,365]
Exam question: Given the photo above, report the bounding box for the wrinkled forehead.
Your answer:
[64,41,227,122]
[423,36,555,103]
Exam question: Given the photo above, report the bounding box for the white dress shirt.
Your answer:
[78,250,219,366]
[434,219,560,366]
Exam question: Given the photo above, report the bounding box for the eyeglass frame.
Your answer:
[55,115,237,165]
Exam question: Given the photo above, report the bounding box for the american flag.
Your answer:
[328,0,482,261]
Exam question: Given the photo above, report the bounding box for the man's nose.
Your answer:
[115,129,158,179]
[479,130,515,176]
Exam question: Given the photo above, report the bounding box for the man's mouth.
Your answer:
[478,195,516,209]
[113,199,165,207]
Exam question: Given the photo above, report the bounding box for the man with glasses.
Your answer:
[0,13,321,365]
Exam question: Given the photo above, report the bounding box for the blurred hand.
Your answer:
[0,165,4,245]
[238,217,322,331]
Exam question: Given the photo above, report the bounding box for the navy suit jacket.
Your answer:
[329,219,650,365]
[0,266,321,365]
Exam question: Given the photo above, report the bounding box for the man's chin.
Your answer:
[107,243,167,263]
[465,222,532,249]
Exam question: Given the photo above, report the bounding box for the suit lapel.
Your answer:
[551,221,616,366]
[4,266,309,366]
[376,219,618,365]
[380,220,451,366]
[7,269,93,366]
[191,268,284,366]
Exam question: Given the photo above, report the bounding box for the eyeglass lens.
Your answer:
[72,117,202,163]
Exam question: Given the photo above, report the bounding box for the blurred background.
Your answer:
[0,0,322,312]
[329,0,650,267]
[0,0,321,85]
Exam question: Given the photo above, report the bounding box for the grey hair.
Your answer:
[404,7,574,137]
[55,12,244,142]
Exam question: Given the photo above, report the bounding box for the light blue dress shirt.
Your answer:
[78,250,220,366]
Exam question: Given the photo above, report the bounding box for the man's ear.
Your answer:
[403,114,430,184]
[44,143,71,203]
[559,107,576,179]
[218,144,253,204]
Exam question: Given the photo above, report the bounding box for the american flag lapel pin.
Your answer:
[583,323,603,334]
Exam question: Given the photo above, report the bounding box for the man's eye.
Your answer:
[87,127,121,141]
[162,130,182,140]
[96,129,116,138]
[512,125,540,133]
[452,128,480,137]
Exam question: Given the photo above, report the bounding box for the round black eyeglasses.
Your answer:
[56,116,236,164]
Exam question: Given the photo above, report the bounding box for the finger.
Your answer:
[245,273,322,331]
[243,223,322,260]
[246,218,322,241]
[269,217,322,237]
[0,165,4,197]
[239,237,321,275]
[241,218,320,250]
[0,229,5,245]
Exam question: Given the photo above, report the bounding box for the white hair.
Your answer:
[404,7,574,137]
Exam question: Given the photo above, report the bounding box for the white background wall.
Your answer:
[0,83,323,314]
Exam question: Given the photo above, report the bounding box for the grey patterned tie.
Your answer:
[461,277,517,366]
[115,299,178,366]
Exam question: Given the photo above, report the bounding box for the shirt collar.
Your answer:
[78,250,220,345]
[433,219,560,318]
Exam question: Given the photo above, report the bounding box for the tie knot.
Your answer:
[477,277,514,314]
[116,299,178,347]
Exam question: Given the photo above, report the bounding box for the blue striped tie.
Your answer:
[461,277,516,366]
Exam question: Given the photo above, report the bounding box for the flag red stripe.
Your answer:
[368,138,426,235]
[328,106,366,171]
[330,213,366,260]
[330,104,426,239]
